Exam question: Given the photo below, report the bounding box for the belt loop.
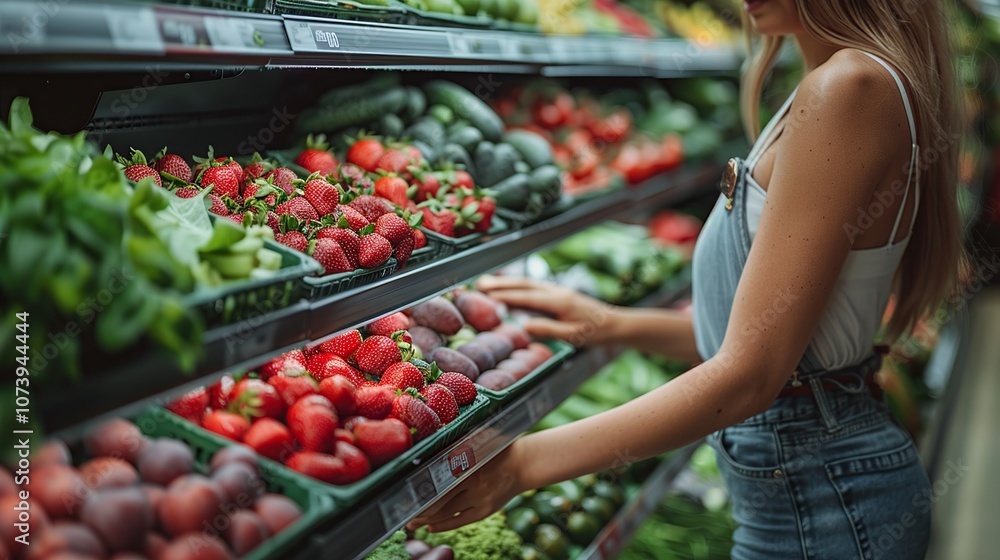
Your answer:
[809,376,840,432]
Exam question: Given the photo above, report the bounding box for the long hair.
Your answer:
[740,0,966,341]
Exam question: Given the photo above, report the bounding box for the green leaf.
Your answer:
[199,219,247,253]
[8,97,33,136]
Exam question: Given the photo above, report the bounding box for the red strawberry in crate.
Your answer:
[243,418,295,462]
[117,148,162,187]
[152,150,193,183]
[316,225,360,267]
[277,231,308,252]
[390,391,441,441]
[453,170,475,190]
[349,195,393,222]
[393,234,415,267]
[413,229,427,249]
[208,375,236,409]
[203,410,251,442]
[354,385,396,419]
[302,176,341,216]
[319,376,358,416]
[379,362,424,391]
[243,179,278,207]
[357,230,393,269]
[175,187,200,198]
[352,419,412,468]
[367,312,409,337]
[374,175,411,208]
[316,329,363,358]
[374,213,414,247]
[276,197,319,222]
[337,204,370,231]
[286,395,339,453]
[434,372,477,406]
[268,374,318,406]
[167,388,209,425]
[308,353,365,384]
[259,350,308,380]
[200,165,241,201]
[228,378,287,420]
[311,238,354,275]
[334,428,356,445]
[264,167,297,194]
[355,334,411,374]
[375,148,410,175]
[346,137,385,173]
[403,145,424,166]
[419,384,459,424]
[334,162,372,190]
[462,191,496,234]
[412,171,442,202]
[285,442,370,485]
[208,194,229,216]
[295,134,339,176]
[242,154,270,184]
[342,416,367,431]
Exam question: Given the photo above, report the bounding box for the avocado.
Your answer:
[580,496,616,524]
[475,141,522,187]
[507,507,541,541]
[544,480,584,504]
[520,544,553,560]
[591,481,624,507]
[534,524,570,560]
[566,511,601,545]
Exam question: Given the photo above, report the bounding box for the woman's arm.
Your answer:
[411,52,904,532]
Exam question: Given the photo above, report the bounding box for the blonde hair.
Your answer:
[740,0,966,341]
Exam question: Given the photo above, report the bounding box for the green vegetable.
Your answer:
[299,87,408,133]
[507,507,541,541]
[415,511,522,560]
[495,0,519,19]
[404,117,448,151]
[428,104,455,124]
[580,496,616,525]
[491,173,532,211]
[591,481,624,507]
[520,544,552,560]
[455,0,479,15]
[533,524,569,560]
[437,143,475,174]
[377,113,405,138]
[424,80,504,142]
[514,0,538,24]
[403,86,427,122]
[503,130,553,168]
[565,512,601,546]
[316,74,401,108]
[533,494,573,525]
[448,125,485,153]
[475,142,522,187]
[544,480,584,504]
[365,530,409,560]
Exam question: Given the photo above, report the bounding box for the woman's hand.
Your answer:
[407,439,528,533]
[476,275,620,346]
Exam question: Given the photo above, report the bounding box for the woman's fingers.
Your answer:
[523,317,583,344]
[427,506,492,533]
[408,487,469,529]
[476,275,547,292]
[486,288,566,314]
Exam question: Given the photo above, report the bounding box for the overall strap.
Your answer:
[855,50,921,248]
[746,86,799,172]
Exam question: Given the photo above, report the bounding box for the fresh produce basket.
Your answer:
[477,339,575,403]
[420,216,508,257]
[405,245,439,268]
[302,259,398,300]
[136,407,335,560]
[272,0,409,23]
[182,239,322,328]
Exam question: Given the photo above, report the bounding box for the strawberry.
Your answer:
[354,385,396,419]
[356,334,411,374]
[268,374,318,406]
[287,395,339,453]
[153,152,193,183]
[352,419,412,468]
[242,156,269,184]
[393,234,415,266]
[267,211,281,234]
[227,213,246,225]
[412,229,427,249]
[368,312,409,337]
[374,175,410,208]
[337,204,370,231]
[463,194,496,234]
[349,195,393,222]
[379,362,424,391]
[303,177,340,216]
[403,145,424,165]
[419,384,459,424]
[117,149,162,187]
[319,376,358,416]
[334,428,356,445]
[208,194,229,216]
[375,149,410,174]
[265,167,297,194]
[358,232,393,269]
[342,416,368,431]
[200,166,240,201]
[167,388,208,425]
[308,353,364,384]
[421,207,457,237]
[276,197,319,222]
[374,213,413,247]
[317,329,363,358]
[435,372,477,406]
[243,418,295,462]
[259,350,308,380]
[202,410,250,442]
[285,443,370,485]
[228,378,287,420]
[316,227,360,267]
[277,231,308,252]
[208,375,235,409]
[453,170,475,190]
[296,135,339,176]
[224,158,244,179]
[413,172,442,203]
[243,180,278,207]
[390,392,441,442]
[311,238,354,275]
[175,187,199,199]
[346,138,385,173]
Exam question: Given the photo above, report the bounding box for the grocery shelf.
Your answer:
[0,0,741,75]
[291,280,693,560]
[578,441,701,560]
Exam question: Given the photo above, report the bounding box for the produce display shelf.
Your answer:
[290,281,694,560]
[577,442,701,560]
[0,0,742,75]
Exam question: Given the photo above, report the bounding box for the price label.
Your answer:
[447,32,472,55]
[105,6,163,53]
[379,482,420,529]
[429,441,478,493]
[204,16,259,52]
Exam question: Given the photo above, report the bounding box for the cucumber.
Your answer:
[316,74,400,108]
[403,86,427,122]
[403,117,447,150]
[437,143,475,173]
[528,164,561,198]
[377,113,405,138]
[490,173,531,210]
[447,124,484,153]
[475,141,522,187]
[299,87,408,133]
[424,80,504,142]
[411,140,437,163]
[503,129,553,168]
[428,104,455,124]
[514,161,531,174]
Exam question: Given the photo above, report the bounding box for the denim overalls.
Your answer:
[690,85,933,559]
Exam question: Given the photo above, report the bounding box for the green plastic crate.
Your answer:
[420,215,508,257]
[135,407,335,560]
[475,339,575,402]
[182,238,321,328]
[272,0,409,23]
[401,244,439,268]
[302,258,398,300]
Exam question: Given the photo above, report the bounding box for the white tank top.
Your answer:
[744,51,921,369]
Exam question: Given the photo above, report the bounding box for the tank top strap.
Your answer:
[746,86,799,172]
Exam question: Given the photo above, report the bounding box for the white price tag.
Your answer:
[447,32,472,55]
[105,6,163,53]
[379,482,420,529]
[204,16,258,52]
[428,456,455,493]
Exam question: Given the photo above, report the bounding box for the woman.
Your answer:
[409,1,965,558]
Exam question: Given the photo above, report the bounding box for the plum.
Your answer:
[84,418,149,465]
[495,359,532,380]
[208,445,258,473]
[158,475,225,538]
[526,342,555,362]
[475,370,517,391]
[28,464,89,518]
[455,342,496,373]
[110,554,149,560]
[494,323,531,350]
[212,462,264,508]
[253,494,301,535]
[34,440,72,467]
[160,533,234,560]
[80,486,154,552]
[25,521,107,559]
[510,349,544,369]
[79,457,139,490]
[145,532,168,559]
[224,510,271,556]
[137,439,194,486]
[141,484,165,514]
[408,325,444,354]
[411,297,464,335]
[0,468,18,498]
[474,332,515,363]
[0,495,49,557]
[426,348,480,382]
[454,291,502,332]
